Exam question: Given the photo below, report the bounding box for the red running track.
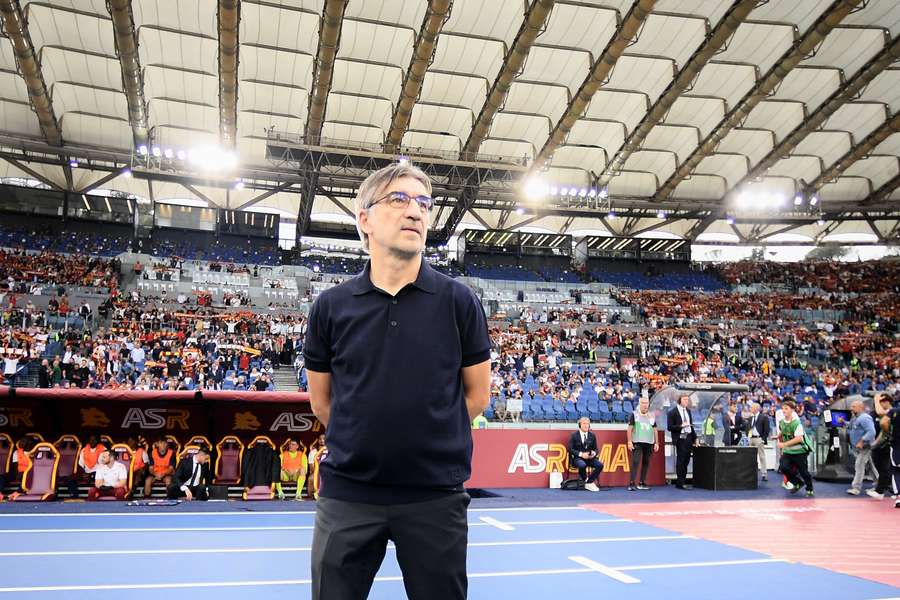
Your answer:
[585,498,900,589]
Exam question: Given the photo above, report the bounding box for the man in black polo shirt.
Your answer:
[304,163,492,600]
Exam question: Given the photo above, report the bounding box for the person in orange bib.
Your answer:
[277,439,308,500]
[128,437,149,486]
[143,437,176,498]
[78,436,107,486]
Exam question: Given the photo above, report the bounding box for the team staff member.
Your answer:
[305,163,491,600]
[873,393,900,508]
[143,438,176,498]
[568,417,603,491]
[167,446,211,501]
[627,396,658,491]
[667,394,697,489]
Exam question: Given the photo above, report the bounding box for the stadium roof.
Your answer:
[0,0,899,246]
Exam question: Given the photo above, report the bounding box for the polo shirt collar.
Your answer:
[350,257,437,296]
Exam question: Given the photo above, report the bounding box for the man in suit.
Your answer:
[568,417,603,491]
[667,394,697,489]
[745,402,771,480]
[724,402,744,446]
[166,446,211,501]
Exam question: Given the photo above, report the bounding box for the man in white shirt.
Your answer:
[88,451,128,501]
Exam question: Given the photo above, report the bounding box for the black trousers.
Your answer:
[872,445,892,494]
[311,492,470,600]
[166,484,209,501]
[779,452,813,491]
[629,442,653,485]
[674,436,693,485]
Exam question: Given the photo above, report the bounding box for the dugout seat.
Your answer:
[12,443,60,502]
[242,436,276,500]
[214,436,243,484]
[0,433,12,480]
[53,435,81,479]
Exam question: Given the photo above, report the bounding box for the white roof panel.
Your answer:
[519,46,591,93]
[772,67,841,113]
[802,27,887,78]
[695,154,748,188]
[665,96,725,139]
[643,125,698,164]
[241,46,314,89]
[241,2,319,53]
[845,156,899,190]
[626,14,707,67]
[717,128,774,167]
[432,34,504,82]
[551,145,607,173]
[671,175,724,200]
[331,60,400,100]
[793,131,852,169]
[52,82,128,121]
[539,3,618,59]
[604,55,674,104]
[609,171,657,197]
[0,99,41,137]
[504,82,568,124]
[743,101,805,142]
[420,71,487,116]
[824,103,889,144]
[408,103,472,143]
[690,62,756,111]
[443,0,523,47]
[40,48,122,91]
[584,90,647,134]
[59,113,131,149]
[714,22,794,74]
[27,5,115,56]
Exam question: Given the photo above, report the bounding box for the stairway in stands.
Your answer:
[270,368,300,392]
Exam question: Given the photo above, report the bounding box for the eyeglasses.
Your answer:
[368,190,434,213]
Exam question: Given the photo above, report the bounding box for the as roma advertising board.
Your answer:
[467,429,665,488]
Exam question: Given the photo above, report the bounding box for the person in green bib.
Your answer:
[777,399,814,497]
[627,396,659,491]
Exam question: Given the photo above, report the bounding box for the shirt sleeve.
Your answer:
[458,288,492,368]
[303,296,333,373]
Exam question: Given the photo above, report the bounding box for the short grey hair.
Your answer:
[354,163,432,252]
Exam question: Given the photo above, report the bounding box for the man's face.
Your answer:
[359,176,430,259]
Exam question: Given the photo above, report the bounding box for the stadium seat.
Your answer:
[214,436,244,485]
[12,443,60,502]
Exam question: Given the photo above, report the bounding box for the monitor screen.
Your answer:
[828,409,851,427]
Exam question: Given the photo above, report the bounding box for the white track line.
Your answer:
[569,556,640,584]
[0,506,586,518]
[0,518,627,534]
[478,516,514,531]
[617,558,786,571]
[0,535,693,557]
[0,557,795,593]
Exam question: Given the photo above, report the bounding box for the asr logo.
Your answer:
[269,412,321,433]
[233,411,261,431]
[0,407,34,428]
[81,407,111,428]
[507,443,631,474]
[121,408,190,430]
